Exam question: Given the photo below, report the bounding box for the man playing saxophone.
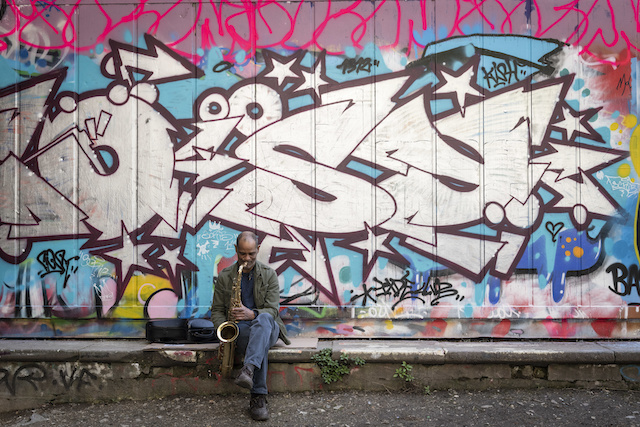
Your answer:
[211,231,290,421]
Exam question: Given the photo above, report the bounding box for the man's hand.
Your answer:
[230,305,256,321]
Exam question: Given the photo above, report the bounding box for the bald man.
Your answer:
[211,231,290,421]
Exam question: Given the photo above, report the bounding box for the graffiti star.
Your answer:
[293,51,333,103]
[433,57,484,116]
[261,50,302,88]
[262,228,341,306]
[336,225,408,281]
[550,103,604,144]
[92,225,156,299]
[156,243,191,286]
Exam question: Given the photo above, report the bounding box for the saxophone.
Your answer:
[217,262,246,377]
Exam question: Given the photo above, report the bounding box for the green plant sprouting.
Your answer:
[394,361,415,382]
[311,348,365,384]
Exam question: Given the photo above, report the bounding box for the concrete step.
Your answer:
[2,339,640,412]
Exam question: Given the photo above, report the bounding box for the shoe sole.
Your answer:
[234,377,253,389]
[250,414,269,421]
[250,409,269,421]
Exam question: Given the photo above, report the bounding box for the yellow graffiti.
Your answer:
[619,163,631,178]
[623,114,637,129]
[110,273,173,318]
[385,319,394,330]
[561,237,583,259]
[632,125,640,265]
[573,246,584,258]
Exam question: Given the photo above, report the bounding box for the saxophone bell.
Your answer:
[216,320,239,342]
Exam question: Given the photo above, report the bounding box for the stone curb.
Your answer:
[2,339,640,365]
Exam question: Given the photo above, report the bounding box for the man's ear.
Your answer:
[257,245,261,253]
[234,244,238,252]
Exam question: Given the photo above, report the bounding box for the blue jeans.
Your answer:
[236,313,280,395]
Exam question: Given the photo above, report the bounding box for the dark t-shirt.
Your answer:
[241,271,256,310]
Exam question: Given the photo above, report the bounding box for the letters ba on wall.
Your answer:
[0,1,638,338]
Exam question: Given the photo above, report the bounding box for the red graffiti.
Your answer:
[151,372,200,394]
[423,318,448,337]
[591,318,616,337]
[542,317,578,339]
[294,366,315,384]
[491,319,511,337]
[0,0,637,66]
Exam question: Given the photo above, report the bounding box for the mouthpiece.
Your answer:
[238,262,248,273]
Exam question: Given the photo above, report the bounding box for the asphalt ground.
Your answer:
[2,388,640,427]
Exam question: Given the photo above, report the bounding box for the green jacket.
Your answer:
[211,261,290,345]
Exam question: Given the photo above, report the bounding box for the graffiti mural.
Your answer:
[0,1,639,338]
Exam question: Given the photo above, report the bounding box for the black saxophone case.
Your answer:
[187,318,218,343]
[145,319,188,343]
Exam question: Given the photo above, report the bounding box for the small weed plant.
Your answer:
[394,361,415,382]
[311,348,365,384]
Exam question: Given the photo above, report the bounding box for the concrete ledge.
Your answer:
[3,339,640,365]
[596,341,640,364]
[0,340,150,363]
[332,340,446,363]
[443,341,618,364]
[3,338,640,413]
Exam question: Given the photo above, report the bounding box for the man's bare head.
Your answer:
[236,231,259,247]
[235,231,260,272]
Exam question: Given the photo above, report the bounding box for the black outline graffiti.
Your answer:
[58,366,99,392]
[102,34,204,86]
[0,30,631,317]
[606,263,640,297]
[0,364,46,396]
[213,61,234,73]
[37,249,79,279]
[349,270,464,309]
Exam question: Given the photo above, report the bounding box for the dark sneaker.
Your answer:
[234,364,254,390]
[249,394,269,421]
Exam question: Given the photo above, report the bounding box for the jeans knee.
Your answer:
[253,312,274,325]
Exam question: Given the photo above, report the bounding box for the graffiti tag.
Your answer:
[617,74,632,96]
[336,57,380,74]
[606,263,640,297]
[0,365,46,396]
[37,249,79,281]
[58,367,99,392]
[481,59,525,89]
[350,270,463,309]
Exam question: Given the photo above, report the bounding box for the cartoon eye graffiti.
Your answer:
[196,90,230,121]
[246,102,264,120]
[228,83,282,136]
[208,100,225,116]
